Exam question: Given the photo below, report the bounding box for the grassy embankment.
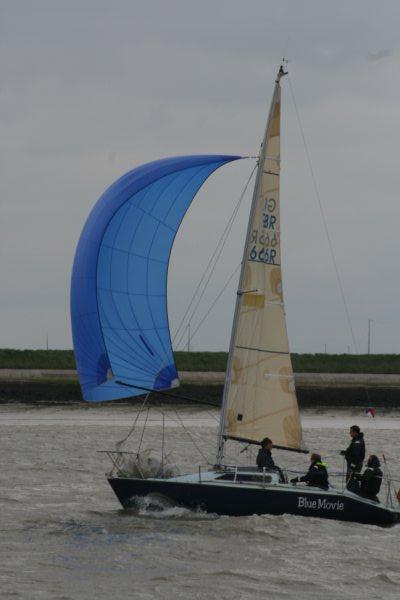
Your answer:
[1,349,400,373]
[1,350,400,406]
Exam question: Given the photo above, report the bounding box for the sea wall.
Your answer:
[1,379,399,407]
[3,369,400,387]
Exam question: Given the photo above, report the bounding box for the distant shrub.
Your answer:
[1,349,400,374]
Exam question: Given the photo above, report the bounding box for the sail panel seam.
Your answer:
[235,345,289,355]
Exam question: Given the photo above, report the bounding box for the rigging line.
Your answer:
[115,380,219,407]
[287,74,359,354]
[174,211,235,351]
[177,381,221,423]
[137,405,150,454]
[172,408,209,463]
[173,186,246,351]
[173,168,254,350]
[188,263,241,345]
[115,392,151,451]
[365,411,396,503]
[161,411,165,472]
[172,163,257,347]
[176,166,255,345]
[173,215,234,352]
[205,408,220,423]
[166,407,209,448]
[173,162,256,344]
[288,74,378,421]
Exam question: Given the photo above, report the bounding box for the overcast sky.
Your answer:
[1,0,400,353]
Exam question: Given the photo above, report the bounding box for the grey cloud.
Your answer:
[367,49,391,62]
[1,0,400,353]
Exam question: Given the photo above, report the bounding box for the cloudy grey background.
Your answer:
[1,0,399,353]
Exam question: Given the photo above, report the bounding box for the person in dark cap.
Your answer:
[355,455,383,502]
[256,437,275,469]
[340,425,365,487]
[290,453,329,490]
[256,437,285,482]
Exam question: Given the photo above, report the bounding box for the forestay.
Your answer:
[219,69,305,453]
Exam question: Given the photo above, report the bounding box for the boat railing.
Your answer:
[97,450,140,478]
[204,466,399,508]
[97,449,182,479]
[202,463,398,509]
[383,476,400,509]
[99,452,399,508]
[283,467,400,509]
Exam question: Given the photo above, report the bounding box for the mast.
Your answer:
[216,64,288,465]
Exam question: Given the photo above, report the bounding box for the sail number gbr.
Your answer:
[248,196,278,265]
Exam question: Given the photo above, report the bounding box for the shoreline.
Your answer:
[1,379,399,407]
[1,405,399,429]
[3,369,400,388]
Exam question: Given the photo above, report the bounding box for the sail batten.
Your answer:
[235,346,290,355]
[217,67,305,459]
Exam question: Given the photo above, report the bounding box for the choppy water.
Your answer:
[1,404,399,600]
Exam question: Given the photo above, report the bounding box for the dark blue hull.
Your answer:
[108,477,400,526]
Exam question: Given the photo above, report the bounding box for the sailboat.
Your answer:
[71,65,400,526]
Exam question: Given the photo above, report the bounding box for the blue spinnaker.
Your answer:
[71,155,241,401]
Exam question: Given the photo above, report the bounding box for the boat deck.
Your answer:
[156,468,391,512]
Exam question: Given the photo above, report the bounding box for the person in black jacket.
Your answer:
[256,438,285,482]
[256,437,275,469]
[340,425,365,487]
[355,455,383,502]
[290,453,329,490]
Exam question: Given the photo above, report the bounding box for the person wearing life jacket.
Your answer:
[290,453,329,490]
[340,425,365,486]
[355,455,383,502]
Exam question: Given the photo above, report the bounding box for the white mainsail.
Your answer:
[217,66,305,460]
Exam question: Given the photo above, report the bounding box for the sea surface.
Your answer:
[1,404,399,600]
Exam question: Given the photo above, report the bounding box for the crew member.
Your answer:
[355,455,383,502]
[340,425,365,486]
[290,453,329,490]
[257,437,275,469]
[256,437,285,482]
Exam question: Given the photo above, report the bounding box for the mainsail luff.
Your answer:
[216,66,305,463]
